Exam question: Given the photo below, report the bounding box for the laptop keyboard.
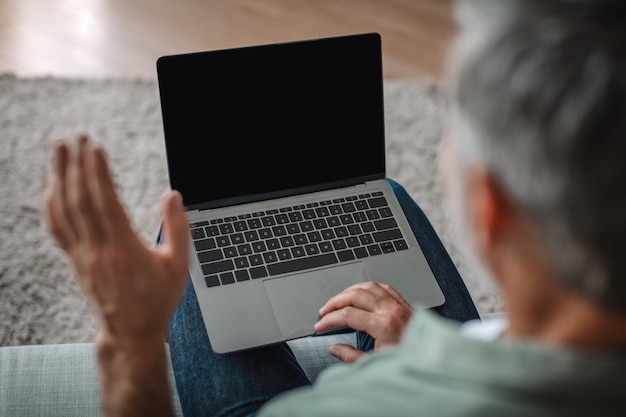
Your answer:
[190,192,409,288]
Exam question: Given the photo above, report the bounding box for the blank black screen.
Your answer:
[157,33,386,208]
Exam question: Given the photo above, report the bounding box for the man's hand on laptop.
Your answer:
[43,135,189,417]
[315,281,413,363]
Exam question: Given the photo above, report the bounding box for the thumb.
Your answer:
[160,190,189,268]
[329,344,366,364]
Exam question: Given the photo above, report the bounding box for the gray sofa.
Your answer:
[0,333,355,417]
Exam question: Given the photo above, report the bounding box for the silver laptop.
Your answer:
[156,32,444,353]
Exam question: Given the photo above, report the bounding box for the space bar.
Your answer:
[267,253,339,276]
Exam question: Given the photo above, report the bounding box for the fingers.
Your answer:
[89,144,135,242]
[65,135,104,245]
[315,305,374,334]
[328,344,365,364]
[44,142,74,249]
[319,281,396,316]
[158,190,190,276]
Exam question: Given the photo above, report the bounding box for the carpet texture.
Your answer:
[0,74,503,346]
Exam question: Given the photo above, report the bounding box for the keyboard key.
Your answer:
[252,211,265,217]
[394,239,409,251]
[327,217,340,227]
[216,236,230,247]
[337,250,356,262]
[266,209,279,215]
[305,244,320,255]
[235,270,250,282]
[238,214,252,220]
[329,205,343,215]
[302,209,316,219]
[373,229,403,242]
[231,233,244,245]
[247,218,262,229]
[320,200,332,206]
[294,204,306,210]
[233,221,248,231]
[355,200,369,211]
[267,253,338,276]
[219,223,234,235]
[237,243,252,256]
[234,257,249,268]
[307,231,322,242]
[320,242,334,253]
[380,242,395,253]
[263,251,278,263]
[366,210,380,220]
[305,202,318,208]
[346,196,357,201]
[321,229,336,240]
[224,216,238,222]
[294,234,308,245]
[300,221,314,232]
[250,266,268,279]
[340,215,354,225]
[191,221,209,228]
[315,207,330,217]
[313,219,328,229]
[280,236,295,247]
[202,259,235,275]
[262,216,276,227]
[272,225,287,236]
[286,224,301,234]
[245,231,260,242]
[204,226,219,237]
[220,272,236,285]
[210,218,223,225]
[372,191,384,197]
[191,228,206,239]
[368,196,388,208]
[367,244,382,256]
[252,241,267,253]
[374,218,398,231]
[277,249,292,260]
[346,237,360,248]
[341,202,356,213]
[353,212,367,222]
[359,234,374,245]
[379,207,393,218]
[333,198,345,203]
[361,222,375,233]
[288,212,304,222]
[291,246,306,258]
[332,239,347,250]
[259,228,273,239]
[275,214,289,224]
[358,193,371,199]
[335,227,349,237]
[194,238,216,252]
[198,249,223,263]
[348,225,362,235]
[205,275,220,288]
[224,247,238,258]
[354,247,369,259]
[279,207,292,212]
[266,238,280,250]
[249,254,263,266]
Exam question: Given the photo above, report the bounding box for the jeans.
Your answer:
[166,179,480,417]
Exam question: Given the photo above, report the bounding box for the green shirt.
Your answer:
[259,311,626,416]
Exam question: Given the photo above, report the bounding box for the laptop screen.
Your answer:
[157,33,386,209]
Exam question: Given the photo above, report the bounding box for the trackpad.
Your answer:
[263,262,369,339]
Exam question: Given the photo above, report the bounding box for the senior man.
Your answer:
[44,0,626,416]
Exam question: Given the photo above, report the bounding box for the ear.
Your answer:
[465,167,516,267]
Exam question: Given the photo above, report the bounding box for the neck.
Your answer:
[502,271,626,353]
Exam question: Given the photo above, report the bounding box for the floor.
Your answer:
[0,0,455,81]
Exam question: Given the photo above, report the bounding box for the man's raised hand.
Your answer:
[43,135,190,345]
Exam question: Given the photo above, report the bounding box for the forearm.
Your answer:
[96,333,175,417]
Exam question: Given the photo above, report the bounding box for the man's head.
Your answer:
[444,0,626,313]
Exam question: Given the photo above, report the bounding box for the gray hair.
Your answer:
[447,0,626,312]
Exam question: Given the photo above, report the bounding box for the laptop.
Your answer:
[156,32,445,353]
